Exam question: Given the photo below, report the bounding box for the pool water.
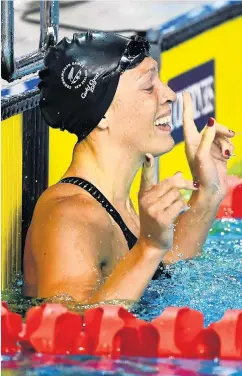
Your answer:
[136,218,242,326]
[2,355,242,375]
[2,219,242,375]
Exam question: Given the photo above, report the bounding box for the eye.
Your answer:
[145,85,154,93]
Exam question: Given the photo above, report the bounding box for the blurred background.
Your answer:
[2,0,217,91]
[1,0,242,290]
[6,0,217,58]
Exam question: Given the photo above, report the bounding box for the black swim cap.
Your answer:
[38,31,150,142]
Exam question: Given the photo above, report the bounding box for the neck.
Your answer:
[63,137,143,212]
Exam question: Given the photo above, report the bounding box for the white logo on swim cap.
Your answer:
[81,72,100,99]
[61,62,88,90]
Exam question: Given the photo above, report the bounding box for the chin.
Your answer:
[153,135,175,157]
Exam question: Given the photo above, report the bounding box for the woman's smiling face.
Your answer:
[108,56,177,157]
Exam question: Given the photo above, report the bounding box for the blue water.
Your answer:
[2,355,242,375]
[2,355,242,376]
[2,219,242,375]
[136,219,242,326]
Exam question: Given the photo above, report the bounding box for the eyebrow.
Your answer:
[137,65,159,81]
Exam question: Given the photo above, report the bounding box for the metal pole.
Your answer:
[1,0,15,82]
[1,0,59,82]
[39,0,59,50]
[154,157,160,183]
[146,28,163,184]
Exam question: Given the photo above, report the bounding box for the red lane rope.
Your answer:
[1,302,242,360]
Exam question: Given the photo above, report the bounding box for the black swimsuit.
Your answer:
[59,177,170,280]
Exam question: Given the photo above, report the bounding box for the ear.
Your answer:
[97,115,109,130]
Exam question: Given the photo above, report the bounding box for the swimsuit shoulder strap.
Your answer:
[59,177,138,250]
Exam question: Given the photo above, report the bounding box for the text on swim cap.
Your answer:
[81,72,100,99]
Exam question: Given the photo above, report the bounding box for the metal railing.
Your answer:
[1,0,59,82]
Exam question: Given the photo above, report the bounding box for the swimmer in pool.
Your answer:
[23,31,235,304]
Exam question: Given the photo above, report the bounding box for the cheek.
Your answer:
[129,97,156,138]
[132,94,157,121]
[118,95,141,123]
[115,90,157,139]
[142,92,158,113]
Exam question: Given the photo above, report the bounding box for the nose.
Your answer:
[167,85,177,103]
[158,81,177,104]
[164,84,177,103]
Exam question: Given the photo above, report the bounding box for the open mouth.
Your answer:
[153,115,172,132]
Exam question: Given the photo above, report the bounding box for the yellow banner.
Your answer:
[159,16,242,181]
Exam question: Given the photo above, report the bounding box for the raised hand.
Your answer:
[183,91,235,200]
[138,154,199,255]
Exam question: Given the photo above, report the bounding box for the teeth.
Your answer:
[154,115,171,126]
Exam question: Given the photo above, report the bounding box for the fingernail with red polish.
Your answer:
[224,149,230,157]
[193,181,200,188]
[207,117,214,127]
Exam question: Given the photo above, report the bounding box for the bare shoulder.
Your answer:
[25,183,114,299]
[30,182,114,250]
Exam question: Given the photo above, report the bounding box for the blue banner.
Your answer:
[169,60,215,144]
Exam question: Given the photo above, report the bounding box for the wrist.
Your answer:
[189,188,223,211]
[136,237,167,261]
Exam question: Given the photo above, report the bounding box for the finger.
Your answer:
[214,120,235,138]
[150,172,199,198]
[196,118,216,158]
[200,117,235,138]
[215,136,234,159]
[164,199,188,221]
[183,91,199,142]
[139,153,155,195]
[149,188,183,212]
[171,172,200,191]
